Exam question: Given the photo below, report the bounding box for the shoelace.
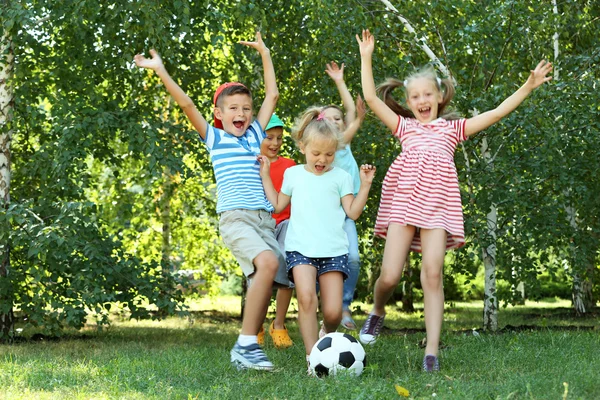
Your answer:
[362,314,383,335]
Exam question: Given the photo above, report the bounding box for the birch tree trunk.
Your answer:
[0,28,15,339]
[480,137,498,331]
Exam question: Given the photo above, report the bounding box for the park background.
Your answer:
[0,1,598,399]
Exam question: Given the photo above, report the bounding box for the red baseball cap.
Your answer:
[213,82,247,129]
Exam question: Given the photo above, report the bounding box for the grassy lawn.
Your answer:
[1,297,598,399]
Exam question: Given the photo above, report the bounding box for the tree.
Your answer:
[0,13,15,339]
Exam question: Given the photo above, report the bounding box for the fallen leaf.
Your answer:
[395,385,410,397]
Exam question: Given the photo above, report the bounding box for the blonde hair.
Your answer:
[291,106,344,150]
[377,65,458,120]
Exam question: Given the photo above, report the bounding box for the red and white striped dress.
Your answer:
[374,115,467,252]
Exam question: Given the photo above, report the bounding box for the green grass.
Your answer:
[1,297,598,399]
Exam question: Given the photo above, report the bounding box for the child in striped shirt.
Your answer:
[356,29,552,372]
[135,32,283,371]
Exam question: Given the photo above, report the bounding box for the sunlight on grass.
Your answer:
[2,297,598,400]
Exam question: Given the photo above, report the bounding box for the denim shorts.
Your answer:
[286,251,349,283]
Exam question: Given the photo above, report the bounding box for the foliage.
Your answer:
[2,0,599,336]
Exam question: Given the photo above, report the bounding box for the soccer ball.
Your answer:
[309,332,367,377]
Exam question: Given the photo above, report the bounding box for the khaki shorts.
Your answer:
[219,209,286,283]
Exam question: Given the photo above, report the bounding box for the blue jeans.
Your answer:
[342,217,360,312]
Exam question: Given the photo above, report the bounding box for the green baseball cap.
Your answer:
[265,114,285,131]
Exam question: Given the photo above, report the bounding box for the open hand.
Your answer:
[525,60,553,90]
[359,164,376,184]
[134,49,164,71]
[239,31,269,55]
[325,61,345,82]
[355,29,375,57]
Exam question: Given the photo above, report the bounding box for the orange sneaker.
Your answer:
[257,325,265,347]
[268,320,293,349]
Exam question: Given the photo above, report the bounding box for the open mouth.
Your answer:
[418,107,431,119]
[314,165,326,172]
[233,121,244,129]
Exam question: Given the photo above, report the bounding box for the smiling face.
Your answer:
[300,135,338,175]
[261,126,284,162]
[405,77,443,123]
[214,93,253,136]
[321,106,345,132]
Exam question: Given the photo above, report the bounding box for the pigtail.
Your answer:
[292,106,344,150]
[377,78,414,118]
[438,78,460,120]
[291,106,322,145]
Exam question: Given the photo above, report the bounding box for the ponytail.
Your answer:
[291,106,344,150]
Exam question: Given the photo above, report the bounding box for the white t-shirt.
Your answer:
[280,165,354,257]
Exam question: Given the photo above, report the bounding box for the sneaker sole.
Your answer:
[230,352,274,372]
[359,335,378,345]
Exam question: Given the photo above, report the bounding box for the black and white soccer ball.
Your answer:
[309,332,367,377]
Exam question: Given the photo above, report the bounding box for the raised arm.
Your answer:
[258,155,291,213]
[465,60,553,137]
[356,30,398,132]
[340,94,366,144]
[341,164,376,220]
[134,50,208,140]
[326,62,356,126]
[240,32,279,131]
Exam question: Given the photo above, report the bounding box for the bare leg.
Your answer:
[319,271,344,333]
[241,250,278,335]
[419,228,447,357]
[293,264,319,356]
[372,224,415,316]
[273,288,293,329]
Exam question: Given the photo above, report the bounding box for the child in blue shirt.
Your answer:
[135,32,282,371]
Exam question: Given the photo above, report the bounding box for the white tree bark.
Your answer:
[0,28,15,338]
[552,0,560,80]
[480,137,498,331]
[378,0,454,81]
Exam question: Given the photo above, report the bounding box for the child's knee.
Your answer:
[254,251,279,276]
[296,292,318,312]
[420,265,443,287]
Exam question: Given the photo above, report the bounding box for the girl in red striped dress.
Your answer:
[355,29,553,372]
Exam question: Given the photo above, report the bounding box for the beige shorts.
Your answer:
[219,209,286,282]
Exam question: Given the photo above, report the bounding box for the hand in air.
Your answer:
[325,61,345,83]
[355,29,375,57]
[359,164,376,184]
[525,60,553,90]
[134,49,164,71]
[239,31,269,54]
[257,155,271,177]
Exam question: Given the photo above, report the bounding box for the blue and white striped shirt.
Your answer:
[201,120,274,214]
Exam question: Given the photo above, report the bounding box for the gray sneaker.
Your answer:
[359,313,385,345]
[423,354,440,372]
[230,342,274,371]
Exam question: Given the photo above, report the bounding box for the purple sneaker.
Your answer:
[359,313,385,345]
[423,354,440,372]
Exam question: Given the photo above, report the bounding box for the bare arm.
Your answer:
[341,94,366,144]
[258,155,291,213]
[134,50,208,140]
[356,30,398,132]
[341,164,376,220]
[326,62,356,126]
[240,32,279,131]
[465,60,553,137]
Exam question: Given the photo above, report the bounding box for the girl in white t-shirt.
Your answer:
[258,107,375,373]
